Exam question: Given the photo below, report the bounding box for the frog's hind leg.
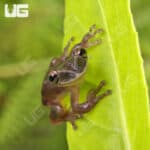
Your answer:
[81,24,103,49]
[70,80,112,114]
[50,103,80,129]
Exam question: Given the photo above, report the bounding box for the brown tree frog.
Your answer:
[41,25,112,129]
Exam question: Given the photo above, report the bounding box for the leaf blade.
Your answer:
[64,0,150,149]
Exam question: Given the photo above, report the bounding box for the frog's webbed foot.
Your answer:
[71,80,112,114]
[81,24,104,49]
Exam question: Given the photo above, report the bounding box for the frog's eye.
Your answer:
[74,48,87,58]
[49,74,57,81]
[79,48,86,56]
[48,71,59,83]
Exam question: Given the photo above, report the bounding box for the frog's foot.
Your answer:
[81,24,104,48]
[65,112,82,129]
[89,24,103,37]
[72,80,112,114]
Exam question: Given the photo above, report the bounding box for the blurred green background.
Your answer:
[0,0,149,150]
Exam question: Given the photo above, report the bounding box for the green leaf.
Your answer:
[63,0,150,149]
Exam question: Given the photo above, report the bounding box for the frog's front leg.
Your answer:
[63,37,74,57]
[70,81,112,114]
[50,37,74,67]
[81,24,103,49]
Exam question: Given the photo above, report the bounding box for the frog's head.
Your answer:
[41,70,64,105]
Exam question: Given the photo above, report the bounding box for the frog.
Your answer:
[41,24,112,129]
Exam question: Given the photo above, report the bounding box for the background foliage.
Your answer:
[0,0,149,150]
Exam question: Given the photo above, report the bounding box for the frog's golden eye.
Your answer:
[48,71,59,83]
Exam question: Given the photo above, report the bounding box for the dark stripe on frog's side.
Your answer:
[58,71,76,83]
[58,70,86,86]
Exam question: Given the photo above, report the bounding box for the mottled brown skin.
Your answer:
[41,25,112,129]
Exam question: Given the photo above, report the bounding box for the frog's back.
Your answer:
[57,55,87,86]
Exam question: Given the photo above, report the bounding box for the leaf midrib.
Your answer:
[97,0,131,149]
